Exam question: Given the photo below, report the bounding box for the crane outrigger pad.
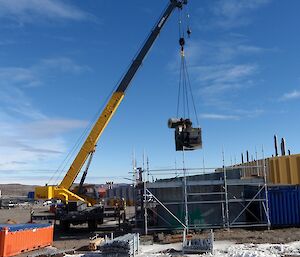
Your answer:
[168,118,202,151]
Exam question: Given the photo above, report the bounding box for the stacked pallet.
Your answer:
[100,233,139,257]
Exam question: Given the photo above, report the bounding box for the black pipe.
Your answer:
[281,138,286,156]
[274,134,278,157]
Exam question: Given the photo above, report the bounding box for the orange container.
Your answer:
[0,224,53,257]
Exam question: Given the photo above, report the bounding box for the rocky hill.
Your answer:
[0,184,36,197]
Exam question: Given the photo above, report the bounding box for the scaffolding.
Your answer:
[140,162,270,232]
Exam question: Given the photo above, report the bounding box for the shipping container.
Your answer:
[226,153,300,185]
[106,184,135,206]
[27,191,35,199]
[0,223,53,257]
[268,154,300,185]
[268,186,300,227]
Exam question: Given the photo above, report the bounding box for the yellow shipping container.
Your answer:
[268,154,300,185]
[225,154,300,185]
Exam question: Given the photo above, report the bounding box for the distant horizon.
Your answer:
[0,146,297,185]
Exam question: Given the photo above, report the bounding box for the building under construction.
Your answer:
[125,148,300,233]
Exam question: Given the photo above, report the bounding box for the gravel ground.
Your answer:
[51,228,300,252]
[2,207,300,255]
[0,207,32,223]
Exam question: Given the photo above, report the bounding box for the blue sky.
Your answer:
[0,0,299,185]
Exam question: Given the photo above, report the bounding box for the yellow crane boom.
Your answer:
[35,0,188,204]
[60,92,124,189]
[35,92,124,203]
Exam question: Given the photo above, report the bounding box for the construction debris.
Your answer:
[6,219,17,224]
[88,234,104,251]
[157,233,193,244]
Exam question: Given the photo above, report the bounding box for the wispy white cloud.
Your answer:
[235,108,264,118]
[200,113,239,120]
[197,64,256,84]
[19,119,88,139]
[193,64,257,97]
[168,6,273,115]
[41,57,91,74]
[0,67,40,87]
[0,0,95,24]
[171,39,261,92]
[0,115,87,171]
[280,90,300,101]
[0,57,90,173]
[171,37,266,109]
[0,175,51,185]
[0,57,90,118]
[167,44,261,109]
[0,78,44,120]
[184,38,274,65]
[211,0,271,29]
[0,57,88,88]
[199,108,264,121]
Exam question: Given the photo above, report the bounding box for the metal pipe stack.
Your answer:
[183,230,214,254]
[100,233,139,257]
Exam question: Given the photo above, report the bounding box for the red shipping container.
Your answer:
[0,224,53,257]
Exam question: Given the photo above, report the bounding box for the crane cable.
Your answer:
[176,8,199,126]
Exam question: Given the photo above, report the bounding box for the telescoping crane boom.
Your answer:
[35,0,189,204]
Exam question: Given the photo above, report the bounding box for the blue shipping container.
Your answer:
[0,223,51,232]
[27,191,35,199]
[268,186,300,227]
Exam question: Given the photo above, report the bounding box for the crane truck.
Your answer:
[34,0,190,230]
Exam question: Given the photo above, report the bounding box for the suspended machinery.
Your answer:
[168,9,202,151]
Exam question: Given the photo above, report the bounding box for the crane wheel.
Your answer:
[60,220,70,231]
[88,220,97,230]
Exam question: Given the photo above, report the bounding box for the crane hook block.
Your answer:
[179,37,185,47]
[168,118,202,151]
